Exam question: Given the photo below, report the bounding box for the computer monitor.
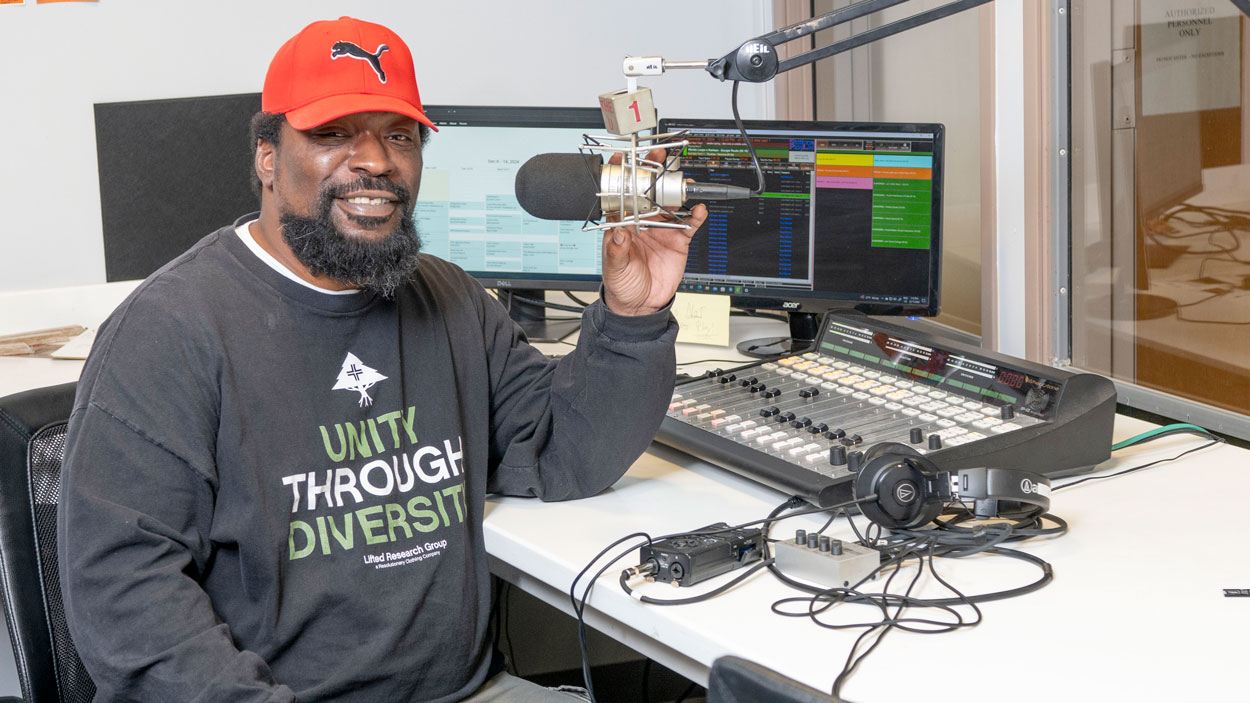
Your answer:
[416,105,607,340]
[659,117,944,357]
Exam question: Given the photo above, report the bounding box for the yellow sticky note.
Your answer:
[673,292,730,347]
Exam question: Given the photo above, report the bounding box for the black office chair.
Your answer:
[0,383,95,702]
[707,656,849,703]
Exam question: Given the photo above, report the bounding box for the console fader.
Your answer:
[656,312,1118,508]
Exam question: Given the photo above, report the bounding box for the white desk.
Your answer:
[485,416,1249,703]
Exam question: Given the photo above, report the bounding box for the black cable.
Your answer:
[646,495,873,545]
[732,308,790,322]
[736,339,793,358]
[1054,437,1223,490]
[730,81,766,195]
[564,290,595,308]
[570,532,653,703]
[619,559,775,605]
[675,357,759,367]
[844,507,870,545]
[934,510,1068,540]
[505,292,586,314]
[921,544,983,627]
[501,582,518,675]
[812,509,841,536]
[831,552,926,697]
[824,545,975,694]
[880,546,1053,606]
[772,536,995,698]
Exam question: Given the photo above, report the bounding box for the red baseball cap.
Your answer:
[262,16,438,132]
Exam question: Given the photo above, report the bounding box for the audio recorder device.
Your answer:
[657,312,1117,509]
[637,524,766,587]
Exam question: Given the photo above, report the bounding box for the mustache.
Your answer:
[321,176,412,208]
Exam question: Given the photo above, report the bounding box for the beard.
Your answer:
[279,175,422,299]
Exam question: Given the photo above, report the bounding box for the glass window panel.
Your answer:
[1070,1,1250,420]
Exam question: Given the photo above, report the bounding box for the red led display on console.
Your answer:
[997,370,1027,389]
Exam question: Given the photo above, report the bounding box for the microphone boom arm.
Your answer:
[627,0,995,84]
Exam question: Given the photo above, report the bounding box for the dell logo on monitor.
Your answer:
[495,281,513,288]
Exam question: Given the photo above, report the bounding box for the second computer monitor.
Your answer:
[416,105,606,340]
[661,118,944,322]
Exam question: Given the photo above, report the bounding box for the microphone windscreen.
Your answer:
[515,153,603,221]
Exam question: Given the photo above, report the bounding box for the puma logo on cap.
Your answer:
[331,41,390,83]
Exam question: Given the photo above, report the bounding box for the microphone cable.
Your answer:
[730,80,766,196]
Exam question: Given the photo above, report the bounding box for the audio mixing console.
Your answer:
[656,312,1117,508]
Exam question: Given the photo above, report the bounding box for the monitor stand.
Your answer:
[736,312,821,359]
[496,289,583,343]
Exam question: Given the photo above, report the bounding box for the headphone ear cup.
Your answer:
[854,452,945,530]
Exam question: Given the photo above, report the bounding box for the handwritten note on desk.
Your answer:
[672,292,730,347]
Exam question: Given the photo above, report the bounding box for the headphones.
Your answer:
[852,442,1051,530]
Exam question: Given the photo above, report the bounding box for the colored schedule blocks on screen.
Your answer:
[811,152,935,250]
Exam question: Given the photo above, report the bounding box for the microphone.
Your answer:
[514,152,754,222]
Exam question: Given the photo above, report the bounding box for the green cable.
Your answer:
[1111,423,1214,452]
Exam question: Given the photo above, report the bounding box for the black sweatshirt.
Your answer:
[58,216,677,702]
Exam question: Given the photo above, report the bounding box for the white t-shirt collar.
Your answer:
[235,220,360,295]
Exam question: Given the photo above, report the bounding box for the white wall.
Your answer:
[0,0,773,292]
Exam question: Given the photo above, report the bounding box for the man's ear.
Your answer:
[256,138,275,190]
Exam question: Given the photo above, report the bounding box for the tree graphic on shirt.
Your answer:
[332,353,388,407]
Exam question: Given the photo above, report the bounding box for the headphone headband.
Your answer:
[954,467,1050,520]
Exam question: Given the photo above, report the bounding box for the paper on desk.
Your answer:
[50,328,96,360]
[672,292,730,347]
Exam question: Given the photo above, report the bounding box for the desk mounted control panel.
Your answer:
[656,312,1117,508]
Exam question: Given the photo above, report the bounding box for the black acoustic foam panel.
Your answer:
[95,92,262,281]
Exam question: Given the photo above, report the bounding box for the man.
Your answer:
[58,16,707,703]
